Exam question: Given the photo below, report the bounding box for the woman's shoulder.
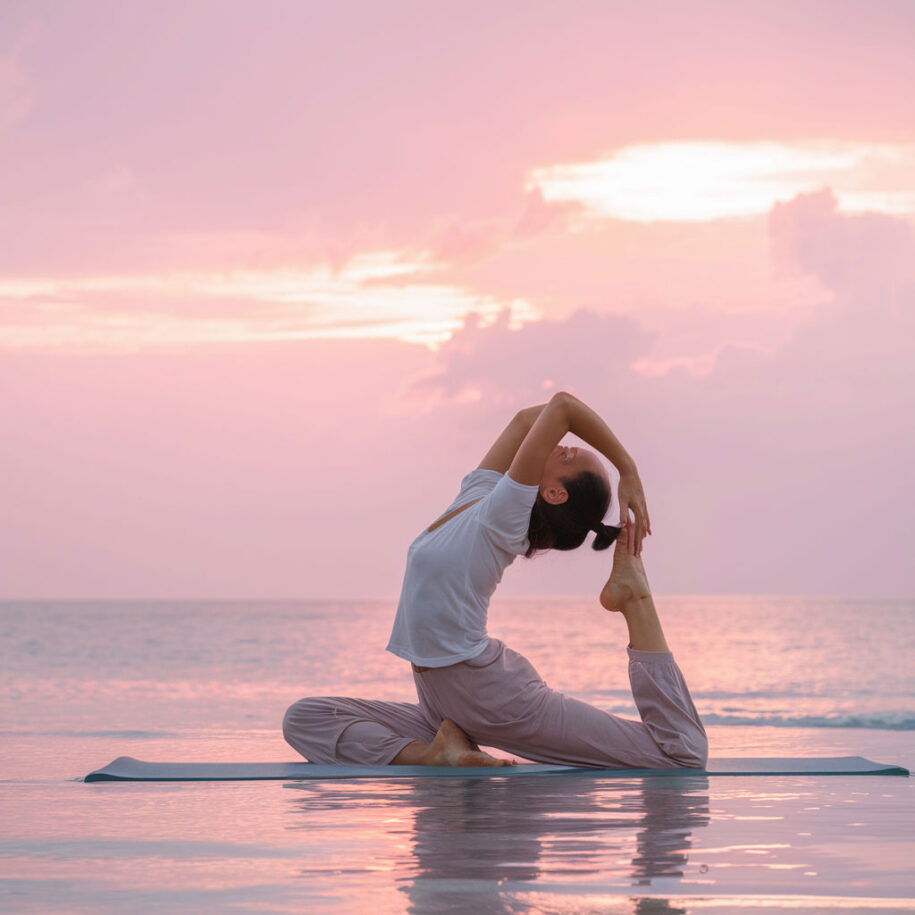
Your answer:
[461,468,540,503]
[459,467,504,493]
[425,470,502,531]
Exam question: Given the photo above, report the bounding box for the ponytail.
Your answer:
[590,522,622,551]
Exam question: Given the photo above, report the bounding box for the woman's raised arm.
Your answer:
[508,392,651,554]
[477,403,548,473]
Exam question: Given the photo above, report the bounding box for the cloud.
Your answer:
[393,189,583,279]
[423,216,504,266]
[413,308,655,407]
[769,187,915,317]
[513,188,582,239]
[0,253,542,349]
[527,141,915,223]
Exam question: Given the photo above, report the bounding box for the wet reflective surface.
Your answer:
[1,599,913,911]
[1,728,912,912]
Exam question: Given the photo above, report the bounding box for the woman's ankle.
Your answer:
[391,740,431,765]
[621,598,670,652]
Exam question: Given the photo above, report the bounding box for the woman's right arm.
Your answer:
[477,403,548,473]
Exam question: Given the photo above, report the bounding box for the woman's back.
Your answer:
[385,469,538,668]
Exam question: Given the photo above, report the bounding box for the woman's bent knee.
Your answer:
[283,696,318,730]
[282,696,337,752]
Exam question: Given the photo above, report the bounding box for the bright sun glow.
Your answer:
[0,252,539,349]
[526,141,915,222]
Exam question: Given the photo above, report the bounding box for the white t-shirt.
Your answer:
[386,469,540,667]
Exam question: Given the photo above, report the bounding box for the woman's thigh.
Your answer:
[414,639,545,736]
[415,639,678,769]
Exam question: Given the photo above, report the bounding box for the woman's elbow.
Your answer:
[546,390,576,418]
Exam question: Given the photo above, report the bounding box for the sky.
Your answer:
[1,0,913,599]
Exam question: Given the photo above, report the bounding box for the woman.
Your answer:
[284,392,708,769]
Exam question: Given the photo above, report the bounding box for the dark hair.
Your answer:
[524,470,618,558]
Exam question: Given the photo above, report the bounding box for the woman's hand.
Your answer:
[617,471,651,556]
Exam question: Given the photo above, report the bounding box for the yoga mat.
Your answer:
[85,755,909,782]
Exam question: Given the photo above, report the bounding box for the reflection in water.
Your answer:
[401,773,709,913]
[633,899,689,915]
[286,774,709,913]
[632,778,710,884]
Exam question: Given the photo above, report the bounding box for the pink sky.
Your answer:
[1,1,913,598]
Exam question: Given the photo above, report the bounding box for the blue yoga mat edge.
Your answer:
[84,755,910,782]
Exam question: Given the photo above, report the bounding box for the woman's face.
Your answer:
[540,445,608,503]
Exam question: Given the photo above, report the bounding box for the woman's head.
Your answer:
[539,445,604,499]
[525,445,618,557]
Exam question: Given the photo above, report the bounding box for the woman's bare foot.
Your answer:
[600,525,651,612]
[429,719,515,766]
[392,719,516,767]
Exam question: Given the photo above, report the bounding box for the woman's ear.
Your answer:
[540,483,569,506]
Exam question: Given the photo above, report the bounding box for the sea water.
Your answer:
[1,597,913,912]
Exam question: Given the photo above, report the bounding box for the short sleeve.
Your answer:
[476,473,539,553]
[447,468,503,510]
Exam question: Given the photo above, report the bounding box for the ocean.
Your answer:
[1,596,913,912]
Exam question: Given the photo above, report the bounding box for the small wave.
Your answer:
[700,712,915,731]
[584,697,915,730]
